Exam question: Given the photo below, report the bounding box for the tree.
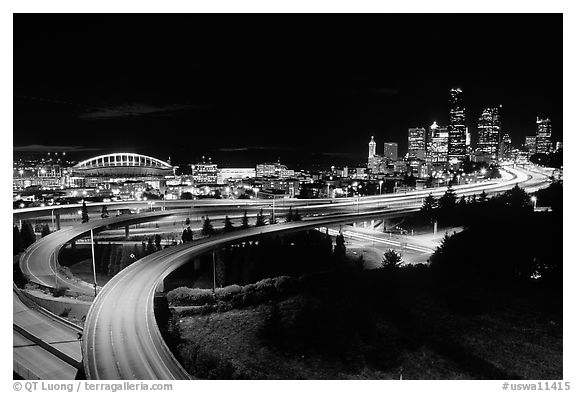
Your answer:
[478,190,488,203]
[147,237,155,254]
[202,216,214,235]
[20,221,36,249]
[381,249,403,270]
[293,209,302,221]
[81,201,90,223]
[255,209,266,227]
[334,231,346,260]
[224,216,234,232]
[421,193,437,216]
[182,226,193,242]
[154,234,162,250]
[13,225,22,254]
[101,205,109,219]
[286,206,294,222]
[504,184,532,210]
[457,195,467,209]
[185,217,191,226]
[241,211,249,229]
[41,224,51,238]
[438,186,457,210]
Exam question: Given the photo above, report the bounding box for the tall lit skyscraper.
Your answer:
[448,88,467,161]
[477,107,501,161]
[367,136,379,172]
[408,127,426,160]
[499,133,512,160]
[383,142,398,161]
[368,136,376,158]
[427,122,449,163]
[536,117,553,154]
[525,136,537,156]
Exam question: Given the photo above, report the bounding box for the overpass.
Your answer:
[14,165,552,379]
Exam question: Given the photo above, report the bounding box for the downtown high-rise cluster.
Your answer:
[368,87,557,179]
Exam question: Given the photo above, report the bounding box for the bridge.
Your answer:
[13,165,552,379]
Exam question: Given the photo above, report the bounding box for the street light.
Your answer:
[531,196,537,209]
[379,180,383,195]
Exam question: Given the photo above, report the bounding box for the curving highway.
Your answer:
[14,165,552,379]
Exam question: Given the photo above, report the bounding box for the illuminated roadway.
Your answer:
[13,165,551,379]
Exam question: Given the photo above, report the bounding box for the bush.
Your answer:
[51,286,69,297]
[215,284,242,301]
[273,276,297,294]
[59,308,71,317]
[167,287,215,306]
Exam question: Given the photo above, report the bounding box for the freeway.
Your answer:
[14,165,552,379]
[18,165,550,297]
[13,287,82,379]
[82,208,421,380]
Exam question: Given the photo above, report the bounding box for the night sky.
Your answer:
[13,14,563,169]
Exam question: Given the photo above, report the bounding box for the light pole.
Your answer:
[379,180,383,195]
[531,196,537,210]
[90,229,98,297]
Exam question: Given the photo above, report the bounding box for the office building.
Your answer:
[383,142,398,161]
[448,88,467,161]
[477,107,501,161]
[408,127,426,160]
[536,117,553,154]
[525,136,537,156]
[191,157,218,184]
[217,168,256,183]
[427,122,449,163]
[256,161,294,178]
[499,133,512,160]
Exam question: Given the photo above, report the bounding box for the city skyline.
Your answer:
[14,15,562,168]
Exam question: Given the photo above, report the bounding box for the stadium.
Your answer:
[72,153,173,178]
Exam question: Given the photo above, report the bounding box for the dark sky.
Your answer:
[13,14,563,169]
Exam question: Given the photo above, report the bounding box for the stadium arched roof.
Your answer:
[72,153,173,177]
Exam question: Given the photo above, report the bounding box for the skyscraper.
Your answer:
[367,136,380,172]
[427,122,449,163]
[536,117,553,154]
[525,136,537,156]
[368,136,376,158]
[499,133,512,160]
[408,127,426,160]
[477,107,501,161]
[448,88,467,161]
[383,142,398,161]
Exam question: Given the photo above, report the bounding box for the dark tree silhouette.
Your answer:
[504,184,532,210]
[202,216,215,235]
[255,209,266,227]
[81,201,90,223]
[20,221,36,249]
[286,206,294,222]
[13,225,22,254]
[224,216,234,232]
[182,226,193,242]
[421,193,436,215]
[457,195,467,208]
[381,249,403,270]
[478,190,488,203]
[154,234,162,250]
[438,186,457,210]
[334,231,346,260]
[293,209,302,221]
[101,205,109,219]
[241,211,249,229]
[41,224,51,238]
